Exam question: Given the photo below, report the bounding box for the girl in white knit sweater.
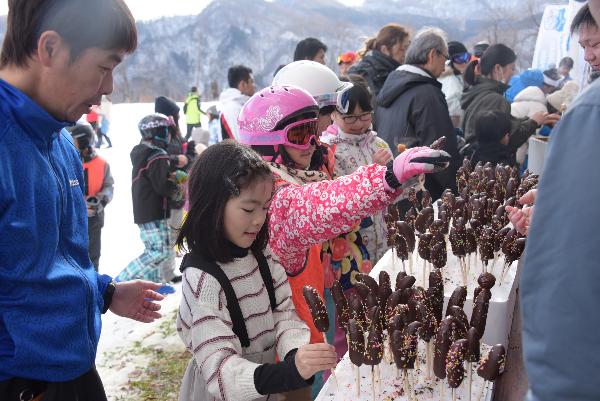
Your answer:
[175,141,337,401]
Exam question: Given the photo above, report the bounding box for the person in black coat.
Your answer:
[470,110,514,166]
[348,23,410,97]
[375,27,459,200]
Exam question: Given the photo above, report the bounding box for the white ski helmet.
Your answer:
[272,60,353,112]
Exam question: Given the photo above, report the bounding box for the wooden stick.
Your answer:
[355,364,360,398]
[441,381,446,400]
[423,259,427,288]
[391,248,396,273]
[403,370,410,400]
[415,345,420,372]
[452,388,457,401]
[408,252,413,275]
[375,365,381,397]
[468,362,473,401]
[323,337,338,389]
[425,341,431,379]
[476,381,489,401]
[402,259,406,274]
[371,365,376,401]
[409,370,417,401]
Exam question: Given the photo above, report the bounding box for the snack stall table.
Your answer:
[316,246,520,401]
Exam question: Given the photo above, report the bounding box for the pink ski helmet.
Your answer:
[238,85,319,149]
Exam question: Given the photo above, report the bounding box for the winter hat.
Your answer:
[338,51,358,64]
[154,96,180,118]
[547,81,579,110]
[473,42,490,58]
[542,68,561,88]
[448,41,468,57]
[475,110,511,143]
[206,105,219,117]
[190,86,198,93]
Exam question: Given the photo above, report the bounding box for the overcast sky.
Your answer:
[0,0,364,21]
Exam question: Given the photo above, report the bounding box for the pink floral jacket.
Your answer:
[268,162,414,275]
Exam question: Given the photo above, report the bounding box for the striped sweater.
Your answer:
[177,249,310,401]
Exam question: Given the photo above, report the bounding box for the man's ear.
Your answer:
[427,48,436,65]
[37,31,62,67]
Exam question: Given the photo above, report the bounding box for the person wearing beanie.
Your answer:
[547,81,580,113]
[337,51,358,75]
[473,41,489,58]
[68,123,114,271]
[471,110,514,166]
[154,95,192,283]
[439,40,470,127]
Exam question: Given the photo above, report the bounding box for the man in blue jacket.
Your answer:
[519,3,600,401]
[0,1,164,400]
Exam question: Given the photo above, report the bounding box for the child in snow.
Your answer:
[176,141,337,401]
[68,123,114,271]
[321,75,393,264]
[115,113,178,287]
[237,84,450,396]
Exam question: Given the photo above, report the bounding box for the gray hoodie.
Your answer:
[521,80,599,401]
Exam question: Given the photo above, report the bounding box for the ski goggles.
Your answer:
[451,52,471,65]
[276,117,320,150]
[313,82,354,113]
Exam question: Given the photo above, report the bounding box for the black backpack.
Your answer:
[180,250,277,347]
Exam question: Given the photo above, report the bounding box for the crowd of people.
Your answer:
[2,0,600,401]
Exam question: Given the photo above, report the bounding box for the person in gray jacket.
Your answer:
[520,3,600,400]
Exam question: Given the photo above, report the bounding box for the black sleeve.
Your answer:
[253,349,314,395]
[412,90,459,194]
[508,117,539,152]
[147,156,177,197]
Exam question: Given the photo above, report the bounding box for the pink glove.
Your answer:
[392,146,451,183]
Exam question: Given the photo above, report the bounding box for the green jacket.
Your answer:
[184,93,203,125]
[461,76,538,152]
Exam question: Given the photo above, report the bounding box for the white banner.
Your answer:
[532,1,587,89]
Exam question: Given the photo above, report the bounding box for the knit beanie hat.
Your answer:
[448,41,468,57]
[547,81,579,110]
[154,96,180,118]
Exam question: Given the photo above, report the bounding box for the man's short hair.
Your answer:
[571,4,597,35]
[0,0,137,68]
[475,110,511,144]
[293,37,327,61]
[404,27,448,66]
[227,65,253,89]
[559,56,574,69]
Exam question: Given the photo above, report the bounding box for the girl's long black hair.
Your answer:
[176,141,273,263]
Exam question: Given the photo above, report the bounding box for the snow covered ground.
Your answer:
[93,102,214,399]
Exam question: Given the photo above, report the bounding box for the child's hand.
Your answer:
[506,189,537,236]
[294,343,337,380]
[373,148,393,166]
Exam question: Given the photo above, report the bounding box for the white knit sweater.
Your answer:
[177,249,310,401]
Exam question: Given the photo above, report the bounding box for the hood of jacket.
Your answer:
[513,86,546,105]
[377,65,441,108]
[218,87,249,105]
[350,50,399,77]
[461,76,509,111]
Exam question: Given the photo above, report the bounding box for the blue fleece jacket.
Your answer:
[0,79,112,381]
[522,80,600,401]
